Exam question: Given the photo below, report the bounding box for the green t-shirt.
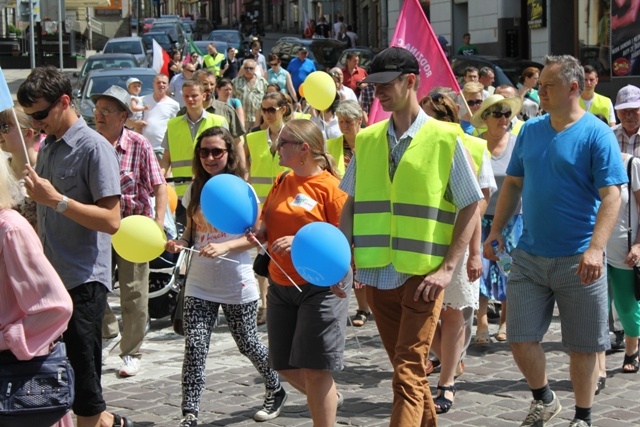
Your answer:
[457,44,479,55]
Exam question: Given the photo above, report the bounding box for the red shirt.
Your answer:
[342,65,368,95]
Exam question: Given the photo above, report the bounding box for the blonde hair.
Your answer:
[0,107,33,131]
[462,82,485,97]
[0,155,22,209]
[284,119,340,179]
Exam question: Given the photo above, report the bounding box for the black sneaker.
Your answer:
[253,386,287,421]
[179,413,197,427]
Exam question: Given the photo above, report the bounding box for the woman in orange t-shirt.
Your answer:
[248,119,350,427]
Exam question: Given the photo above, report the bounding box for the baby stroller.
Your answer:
[148,249,187,319]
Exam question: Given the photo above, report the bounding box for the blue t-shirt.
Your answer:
[460,120,474,135]
[287,58,316,93]
[507,113,627,257]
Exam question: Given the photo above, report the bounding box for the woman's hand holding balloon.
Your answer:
[330,268,353,299]
[166,239,186,253]
[245,228,266,246]
[271,235,294,255]
[200,242,231,259]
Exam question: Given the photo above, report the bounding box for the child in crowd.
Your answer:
[126,77,148,121]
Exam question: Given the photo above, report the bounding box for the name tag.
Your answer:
[291,193,318,211]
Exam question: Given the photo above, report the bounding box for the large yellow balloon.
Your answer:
[303,71,336,111]
[167,185,178,213]
[112,215,167,263]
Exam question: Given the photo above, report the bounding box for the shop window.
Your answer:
[577,0,611,78]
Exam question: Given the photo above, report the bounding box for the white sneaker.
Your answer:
[118,355,141,377]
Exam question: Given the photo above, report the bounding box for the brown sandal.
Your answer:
[352,310,370,327]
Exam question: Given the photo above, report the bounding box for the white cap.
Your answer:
[126,77,142,88]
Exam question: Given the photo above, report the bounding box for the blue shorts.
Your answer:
[506,248,610,353]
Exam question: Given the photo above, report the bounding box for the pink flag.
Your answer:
[368,0,459,124]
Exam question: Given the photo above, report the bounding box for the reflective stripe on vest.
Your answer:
[326,136,346,177]
[246,130,288,203]
[353,119,457,274]
[167,113,227,196]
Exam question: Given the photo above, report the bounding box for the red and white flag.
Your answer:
[152,39,171,77]
[368,0,459,124]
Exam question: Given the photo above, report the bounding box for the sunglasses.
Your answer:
[27,97,62,121]
[261,106,282,114]
[244,66,255,71]
[490,111,512,119]
[269,62,279,67]
[466,99,483,107]
[0,123,11,134]
[197,147,228,159]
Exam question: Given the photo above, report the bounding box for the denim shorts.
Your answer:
[506,248,610,353]
[267,281,350,371]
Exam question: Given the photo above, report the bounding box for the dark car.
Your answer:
[194,18,215,40]
[271,37,345,71]
[74,68,157,128]
[102,37,150,68]
[192,40,229,57]
[73,53,138,92]
[150,22,186,54]
[450,54,544,87]
[335,47,376,72]
[207,30,248,57]
[142,31,180,54]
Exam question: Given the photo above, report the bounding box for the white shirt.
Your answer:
[141,95,180,152]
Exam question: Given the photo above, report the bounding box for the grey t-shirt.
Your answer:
[485,133,521,216]
[36,118,121,290]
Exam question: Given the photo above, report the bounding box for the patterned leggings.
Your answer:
[181,296,279,416]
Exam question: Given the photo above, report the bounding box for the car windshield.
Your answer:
[309,44,343,69]
[81,58,136,77]
[84,74,155,101]
[144,34,171,45]
[104,41,142,55]
[210,32,241,44]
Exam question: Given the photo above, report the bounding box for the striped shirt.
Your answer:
[340,110,483,289]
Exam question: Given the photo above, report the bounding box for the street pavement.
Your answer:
[4,43,640,427]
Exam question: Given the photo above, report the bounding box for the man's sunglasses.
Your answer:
[197,147,228,159]
[27,97,62,121]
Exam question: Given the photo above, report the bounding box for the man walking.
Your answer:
[287,47,316,98]
[93,85,167,377]
[483,55,627,427]
[580,65,616,126]
[339,47,482,426]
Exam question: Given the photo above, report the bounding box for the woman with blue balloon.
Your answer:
[165,127,286,427]
[247,119,351,427]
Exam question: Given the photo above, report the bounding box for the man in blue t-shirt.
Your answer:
[484,55,627,427]
[286,47,316,99]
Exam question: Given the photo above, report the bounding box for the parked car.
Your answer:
[192,40,229,57]
[150,22,186,54]
[102,37,150,68]
[73,53,138,93]
[143,18,155,33]
[142,31,180,54]
[181,21,195,41]
[74,67,157,128]
[271,37,345,71]
[207,30,248,57]
[194,18,215,40]
[335,47,377,72]
[450,54,544,88]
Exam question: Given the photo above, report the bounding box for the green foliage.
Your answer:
[8,24,22,36]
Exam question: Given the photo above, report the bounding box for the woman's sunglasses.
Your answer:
[197,147,228,159]
[26,97,62,121]
[261,106,282,114]
[466,99,483,107]
[490,111,511,119]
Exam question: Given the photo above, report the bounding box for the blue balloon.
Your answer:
[200,174,259,234]
[291,222,351,286]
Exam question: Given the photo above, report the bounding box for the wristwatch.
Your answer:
[55,196,69,213]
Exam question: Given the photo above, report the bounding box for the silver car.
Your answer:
[102,37,151,68]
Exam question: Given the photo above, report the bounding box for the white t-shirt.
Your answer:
[182,183,259,304]
[338,86,358,102]
[607,156,640,270]
[141,95,180,151]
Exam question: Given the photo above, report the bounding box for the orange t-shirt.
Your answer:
[261,170,347,286]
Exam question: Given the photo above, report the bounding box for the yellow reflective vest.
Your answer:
[326,135,346,177]
[353,119,457,275]
[167,112,228,196]
[443,122,487,174]
[579,93,613,121]
[246,130,288,203]
[203,52,226,76]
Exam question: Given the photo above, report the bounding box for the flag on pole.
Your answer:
[0,68,14,111]
[189,40,204,56]
[368,0,459,124]
[302,7,311,38]
[152,39,172,77]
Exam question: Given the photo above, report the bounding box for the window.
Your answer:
[577,0,611,78]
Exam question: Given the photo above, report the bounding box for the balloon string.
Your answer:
[178,246,240,264]
[255,240,302,292]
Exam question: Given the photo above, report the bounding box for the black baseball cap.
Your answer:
[363,47,420,84]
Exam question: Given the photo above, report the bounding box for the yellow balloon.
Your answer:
[167,185,178,213]
[112,215,167,263]
[303,71,337,111]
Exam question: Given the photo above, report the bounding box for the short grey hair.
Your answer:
[335,100,363,119]
[543,55,584,94]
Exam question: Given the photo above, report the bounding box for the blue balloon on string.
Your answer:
[201,174,259,234]
[291,222,351,286]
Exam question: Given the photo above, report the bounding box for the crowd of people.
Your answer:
[2,29,640,427]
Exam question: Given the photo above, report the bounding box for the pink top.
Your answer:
[0,208,72,360]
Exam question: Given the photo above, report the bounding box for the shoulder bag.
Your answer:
[0,341,74,427]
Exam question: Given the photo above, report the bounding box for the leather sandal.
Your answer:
[595,376,606,395]
[473,330,491,345]
[352,310,370,327]
[434,384,456,414]
[112,413,134,427]
[622,350,639,373]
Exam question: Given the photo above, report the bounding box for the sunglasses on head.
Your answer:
[27,96,62,121]
[262,106,282,114]
[490,110,511,119]
[197,147,228,159]
[0,123,11,134]
[466,99,483,107]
